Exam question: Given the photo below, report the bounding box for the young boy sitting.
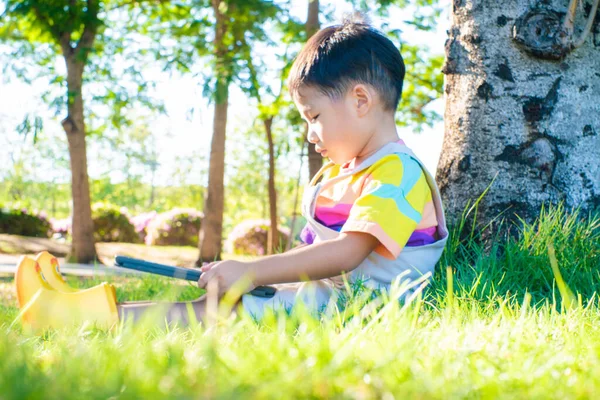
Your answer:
[15,15,448,330]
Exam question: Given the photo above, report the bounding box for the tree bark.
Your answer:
[438,0,600,230]
[264,117,279,254]
[198,78,228,263]
[62,54,97,263]
[197,2,229,263]
[306,0,322,180]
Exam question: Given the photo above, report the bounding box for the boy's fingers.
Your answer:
[200,262,218,272]
[198,270,212,289]
[200,273,226,298]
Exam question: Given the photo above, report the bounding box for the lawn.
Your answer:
[1,206,599,399]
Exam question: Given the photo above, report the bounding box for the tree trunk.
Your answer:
[263,117,279,254]
[198,1,229,264]
[286,129,307,251]
[198,78,228,263]
[149,166,156,208]
[306,0,322,180]
[62,56,97,263]
[437,0,600,230]
[307,138,323,181]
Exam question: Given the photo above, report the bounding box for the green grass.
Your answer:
[1,205,599,399]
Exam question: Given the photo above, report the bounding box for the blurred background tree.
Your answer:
[0,0,448,259]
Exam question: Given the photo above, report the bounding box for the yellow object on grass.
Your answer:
[34,251,119,304]
[35,251,77,293]
[15,256,119,331]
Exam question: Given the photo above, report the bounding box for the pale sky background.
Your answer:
[0,0,450,187]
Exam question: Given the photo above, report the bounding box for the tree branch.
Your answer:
[30,4,74,57]
[59,32,73,58]
[106,0,168,12]
[75,0,99,62]
[31,5,62,42]
[275,44,292,103]
[211,0,220,13]
[405,70,439,91]
[562,0,579,35]
[240,36,262,104]
[573,0,600,48]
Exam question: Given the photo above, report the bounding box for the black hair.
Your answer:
[288,13,406,112]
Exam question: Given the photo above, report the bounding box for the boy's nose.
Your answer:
[307,129,319,144]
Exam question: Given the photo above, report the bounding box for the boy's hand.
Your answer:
[198,260,256,297]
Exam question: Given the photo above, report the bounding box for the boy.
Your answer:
[15,16,448,330]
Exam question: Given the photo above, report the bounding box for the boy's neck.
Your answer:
[353,113,400,166]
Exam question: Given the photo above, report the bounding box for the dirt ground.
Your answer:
[0,234,201,267]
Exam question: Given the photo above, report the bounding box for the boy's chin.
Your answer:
[330,156,352,166]
[325,151,356,166]
[328,156,341,165]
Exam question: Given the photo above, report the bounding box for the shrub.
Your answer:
[92,203,141,243]
[0,206,52,238]
[130,211,158,243]
[145,209,203,246]
[225,219,290,256]
[50,217,71,235]
[50,217,71,240]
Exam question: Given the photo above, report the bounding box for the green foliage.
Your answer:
[145,209,203,247]
[0,180,71,219]
[90,178,205,219]
[223,122,303,236]
[91,203,140,243]
[365,0,444,31]
[0,0,166,133]
[0,177,206,221]
[1,128,71,218]
[397,44,444,130]
[0,205,52,237]
[338,0,445,130]
[15,113,43,144]
[155,0,285,106]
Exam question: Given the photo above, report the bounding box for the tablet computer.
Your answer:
[114,255,276,298]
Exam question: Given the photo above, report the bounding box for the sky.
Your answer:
[0,0,450,187]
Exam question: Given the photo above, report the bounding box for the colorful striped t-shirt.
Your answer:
[300,141,439,260]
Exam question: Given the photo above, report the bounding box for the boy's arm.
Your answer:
[285,243,309,253]
[198,232,379,295]
[249,232,379,286]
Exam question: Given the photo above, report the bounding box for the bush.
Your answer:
[145,208,203,246]
[130,211,158,243]
[50,217,71,240]
[92,203,141,243]
[0,206,52,238]
[225,219,290,256]
[50,218,71,235]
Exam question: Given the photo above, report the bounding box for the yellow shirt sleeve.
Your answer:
[341,154,432,259]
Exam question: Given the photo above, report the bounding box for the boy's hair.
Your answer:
[288,13,405,112]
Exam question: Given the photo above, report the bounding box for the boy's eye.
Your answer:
[310,114,320,123]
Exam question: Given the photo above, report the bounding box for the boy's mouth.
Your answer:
[316,147,327,157]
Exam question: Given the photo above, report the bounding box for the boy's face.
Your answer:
[294,85,369,166]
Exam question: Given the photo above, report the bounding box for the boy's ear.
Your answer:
[349,84,372,117]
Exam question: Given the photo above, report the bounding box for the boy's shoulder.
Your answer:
[363,152,424,183]
[323,149,426,183]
